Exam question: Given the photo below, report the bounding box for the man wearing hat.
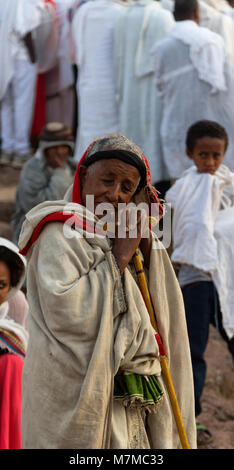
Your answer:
[12,122,75,245]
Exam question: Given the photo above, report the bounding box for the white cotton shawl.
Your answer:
[202,0,231,11]
[170,20,227,93]
[166,164,234,339]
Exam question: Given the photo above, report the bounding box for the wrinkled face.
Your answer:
[80,159,141,211]
[45,145,70,168]
[0,260,11,305]
[186,137,225,175]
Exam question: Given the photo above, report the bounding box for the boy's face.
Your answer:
[186,136,225,175]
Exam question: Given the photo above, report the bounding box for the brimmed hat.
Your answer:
[39,122,75,155]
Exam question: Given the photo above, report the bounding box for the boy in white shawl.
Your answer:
[166,120,234,446]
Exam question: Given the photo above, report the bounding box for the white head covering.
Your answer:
[0,238,28,352]
[0,237,26,302]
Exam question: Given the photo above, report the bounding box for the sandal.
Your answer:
[196,422,213,446]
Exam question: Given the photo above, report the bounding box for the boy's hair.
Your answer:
[174,0,198,20]
[186,120,229,153]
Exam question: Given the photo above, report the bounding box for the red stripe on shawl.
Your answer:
[19,212,97,256]
[155,333,166,357]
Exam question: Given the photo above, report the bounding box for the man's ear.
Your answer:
[186,148,193,160]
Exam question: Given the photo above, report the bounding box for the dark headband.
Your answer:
[82,149,147,187]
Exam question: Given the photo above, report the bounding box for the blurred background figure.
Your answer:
[0,237,28,449]
[45,0,76,130]
[152,0,234,180]
[161,0,234,67]
[0,0,55,169]
[71,0,124,162]
[11,122,75,245]
[113,0,174,198]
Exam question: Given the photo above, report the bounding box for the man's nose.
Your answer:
[107,184,122,203]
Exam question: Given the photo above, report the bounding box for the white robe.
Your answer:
[113,0,174,183]
[199,0,234,67]
[151,20,234,179]
[160,0,234,66]
[72,0,123,161]
[166,164,234,340]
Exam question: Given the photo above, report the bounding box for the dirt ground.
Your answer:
[0,165,234,450]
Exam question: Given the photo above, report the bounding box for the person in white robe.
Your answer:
[19,133,196,449]
[113,0,174,189]
[199,0,234,67]
[152,0,234,180]
[45,0,76,129]
[71,0,124,162]
[0,0,54,169]
[161,0,234,66]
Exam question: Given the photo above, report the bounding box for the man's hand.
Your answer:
[112,208,151,273]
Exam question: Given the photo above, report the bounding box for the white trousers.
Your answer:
[1,59,37,155]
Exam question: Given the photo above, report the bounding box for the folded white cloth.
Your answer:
[170,20,227,93]
[166,164,234,338]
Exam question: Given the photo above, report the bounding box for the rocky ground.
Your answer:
[0,165,234,450]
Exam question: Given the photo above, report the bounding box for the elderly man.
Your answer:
[18,133,196,449]
[152,0,234,180]
[12,122,75,245]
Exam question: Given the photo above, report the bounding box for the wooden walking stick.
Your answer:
[132,248,190,449]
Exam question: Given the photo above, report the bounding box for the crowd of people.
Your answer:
[0,0,234,451]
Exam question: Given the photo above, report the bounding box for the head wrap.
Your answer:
[39,122,75,155]
[72,134,163,217]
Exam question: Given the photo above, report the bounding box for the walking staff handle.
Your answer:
[132,249,190,449]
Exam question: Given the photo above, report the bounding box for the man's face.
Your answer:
[186,137,225,175]
[45,145,70,168]
[80,158,141,211]
[0,261,11,305]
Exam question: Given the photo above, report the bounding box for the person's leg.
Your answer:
[0,83,15,163]
[210,285,234,360]
[182,282,212,417]
[12,59,37,166]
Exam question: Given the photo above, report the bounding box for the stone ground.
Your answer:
[0,165,234,449]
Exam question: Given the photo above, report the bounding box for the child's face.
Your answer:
[0,261,11,305]
[186,136,225,175]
